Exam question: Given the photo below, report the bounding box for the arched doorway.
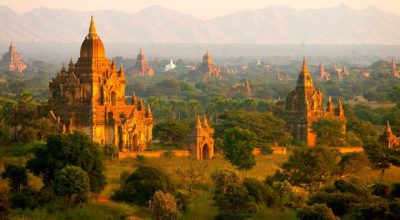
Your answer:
[111,91,116,105]
[132,135,138,151]
[202,144,210,160]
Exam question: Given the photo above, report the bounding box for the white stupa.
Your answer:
[165,59,177,71]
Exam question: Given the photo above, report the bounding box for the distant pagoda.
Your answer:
[131,48,153,77]
[283,58,346,146]
[1,41,27,73]
[197,50,221,78]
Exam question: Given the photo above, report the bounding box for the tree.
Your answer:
[280,147,341,193]
[26,131,105,192]
[312,118,346,147]
[174,157,209,193]
[103,144,119,160]
[54,165,90,207]
[222,127,256,170]
[149,191,180,220]
[112,165,173,206]
[215,110,288,147]
[2,164,28,192]
[211,169,257,220]
[154,120,191,147]
[364,141,400,180]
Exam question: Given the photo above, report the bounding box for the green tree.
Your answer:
[54,165,90,207]
[112,165,173,206]
[26,131,105,192]
[280,147,341,193]
[364,141,400,180]
[222,127,256,170]
[211,169,256,220]
[312,118,346,147]
[2,164,28,192]
[154,120,191,147]
[149,191,180,220]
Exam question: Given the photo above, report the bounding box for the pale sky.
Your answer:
[1,0,400,19]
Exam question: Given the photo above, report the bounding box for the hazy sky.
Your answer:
[1,0,400,19]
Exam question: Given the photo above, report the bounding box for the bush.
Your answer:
[135,154,147,162]
[309,191,361,217]
[162,150,176,158]
[372,182,392,199]
[356,201,400,220]
[149,191,180,220]
[9,188,54,209]
[260,145,273,155]
[26,131,105,193]
[243,178,279,208]
[2,164,28,192]
[103,144,119,160]
[297,204,338,220]
[111,165,173,206]
[174,189,191,212]
[391,183,400,198]
[53,165,90,206]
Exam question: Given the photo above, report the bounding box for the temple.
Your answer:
[1,41,27,73]
[317,63,331,80]
[283,58,346,146]
[197,50,221,78]
[380,121,400,148]
[228,79,252,97]
[48,16,153,151]
[131,48,153,77]
[392,58,399,78]
[185,115,214,159]
[165,59,177,71]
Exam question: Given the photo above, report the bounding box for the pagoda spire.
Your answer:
[203,114,209,127]
[296,57,314,88]
[89,16,97,36]
[386,120,393,135]
[302,57,308,73]
[197,115,202,129]
[139,47,143,55]
[327,96,333,112]
[337,99,344,117]
[119,64,125,77]
[147,104,152,118]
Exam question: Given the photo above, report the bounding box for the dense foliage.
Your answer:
[26,131,105,192]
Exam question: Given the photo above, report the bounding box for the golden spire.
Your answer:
[203,114,209,127]
[302,56,308,73]
[119,64,125,77]
[147,104,152,118]
[89,16,97,35]
[197,115,202,129]
[139,47,143,55]
[337,99,344,117]
[386,120,393,135]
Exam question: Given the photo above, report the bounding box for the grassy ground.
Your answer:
[4,151,400,219]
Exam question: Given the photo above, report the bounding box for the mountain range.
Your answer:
[1,4,400,44]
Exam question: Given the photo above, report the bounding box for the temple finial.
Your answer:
[386,120,393,135]
[89,16,97,35]
[302,56,308,72]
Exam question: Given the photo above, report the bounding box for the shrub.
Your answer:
[103,144,119,160]
[135,154,147,162]
[309,191,361,217]
[243,178,279,208]
[260,145,273,155]
[26,131,105,193]
[162,150,176,158]
[149,191,180,220]
[372,182,392,199]
[391,183,400,198]
[356,201,400,220]
[111,165,173,206]
[9,188,54,209]
[2,164,28,192]
[297,203,338,220]
[174,190,191,212]
[53,165,90,206]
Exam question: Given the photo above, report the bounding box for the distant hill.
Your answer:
[1,4,400,44]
